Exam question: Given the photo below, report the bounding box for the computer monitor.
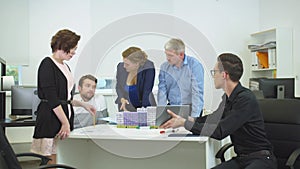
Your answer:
[11,85,40,120]
[249,78,295,99]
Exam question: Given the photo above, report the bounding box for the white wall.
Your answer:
[23,0,92,85]
[259,0,300,97]
[0,0,29,65]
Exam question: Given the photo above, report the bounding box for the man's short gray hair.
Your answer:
[164,38,185,54]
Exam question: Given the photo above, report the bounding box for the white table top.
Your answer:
[70,124,208,142]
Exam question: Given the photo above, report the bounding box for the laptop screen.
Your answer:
[155,105,191,126]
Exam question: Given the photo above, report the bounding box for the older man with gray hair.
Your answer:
[157,38,204,117]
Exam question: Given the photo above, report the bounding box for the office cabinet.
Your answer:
[248,28,293,79]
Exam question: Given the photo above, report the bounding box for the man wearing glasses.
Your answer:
[161,53,277,169]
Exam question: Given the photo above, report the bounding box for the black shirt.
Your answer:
[33,57,74,138]
[184,83,272,155]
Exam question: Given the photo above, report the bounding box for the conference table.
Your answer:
[57,124,219,169]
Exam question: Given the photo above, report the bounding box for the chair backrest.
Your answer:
[0,128,22,169]
[258,98,300,169]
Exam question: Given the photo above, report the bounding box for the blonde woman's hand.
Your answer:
[120,98,129,111]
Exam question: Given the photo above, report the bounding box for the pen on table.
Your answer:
[160,128,179,134]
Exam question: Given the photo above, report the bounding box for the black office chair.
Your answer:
[215,99,300,169]
[0,128,76,169]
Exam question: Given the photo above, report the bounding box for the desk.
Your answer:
[0,119,35,133]
[58,125,219,169]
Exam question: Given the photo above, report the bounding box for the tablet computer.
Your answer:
[155,105,190,126]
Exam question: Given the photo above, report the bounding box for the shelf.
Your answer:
[251,28,276,37]
[249,28,292,79]
[251,48,276,71]
[252,68,276,72]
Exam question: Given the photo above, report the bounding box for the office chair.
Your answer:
[0,128,76,169]
[215,99,300,169]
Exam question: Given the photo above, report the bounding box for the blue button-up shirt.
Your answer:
[157,55,204,117]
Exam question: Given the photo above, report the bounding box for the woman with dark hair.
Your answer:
[31,29,96,165]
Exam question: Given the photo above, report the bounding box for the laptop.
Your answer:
[155,105,191,126]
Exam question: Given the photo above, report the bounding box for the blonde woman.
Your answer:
[115,47,155,111]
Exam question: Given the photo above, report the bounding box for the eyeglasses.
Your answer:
[210,69,223,76]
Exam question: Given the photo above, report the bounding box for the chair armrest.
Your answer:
[286,147,300,169]
[16,152,51,165]
[16,152,76,168]
[38,164,76,169]
[215,143,234,162]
